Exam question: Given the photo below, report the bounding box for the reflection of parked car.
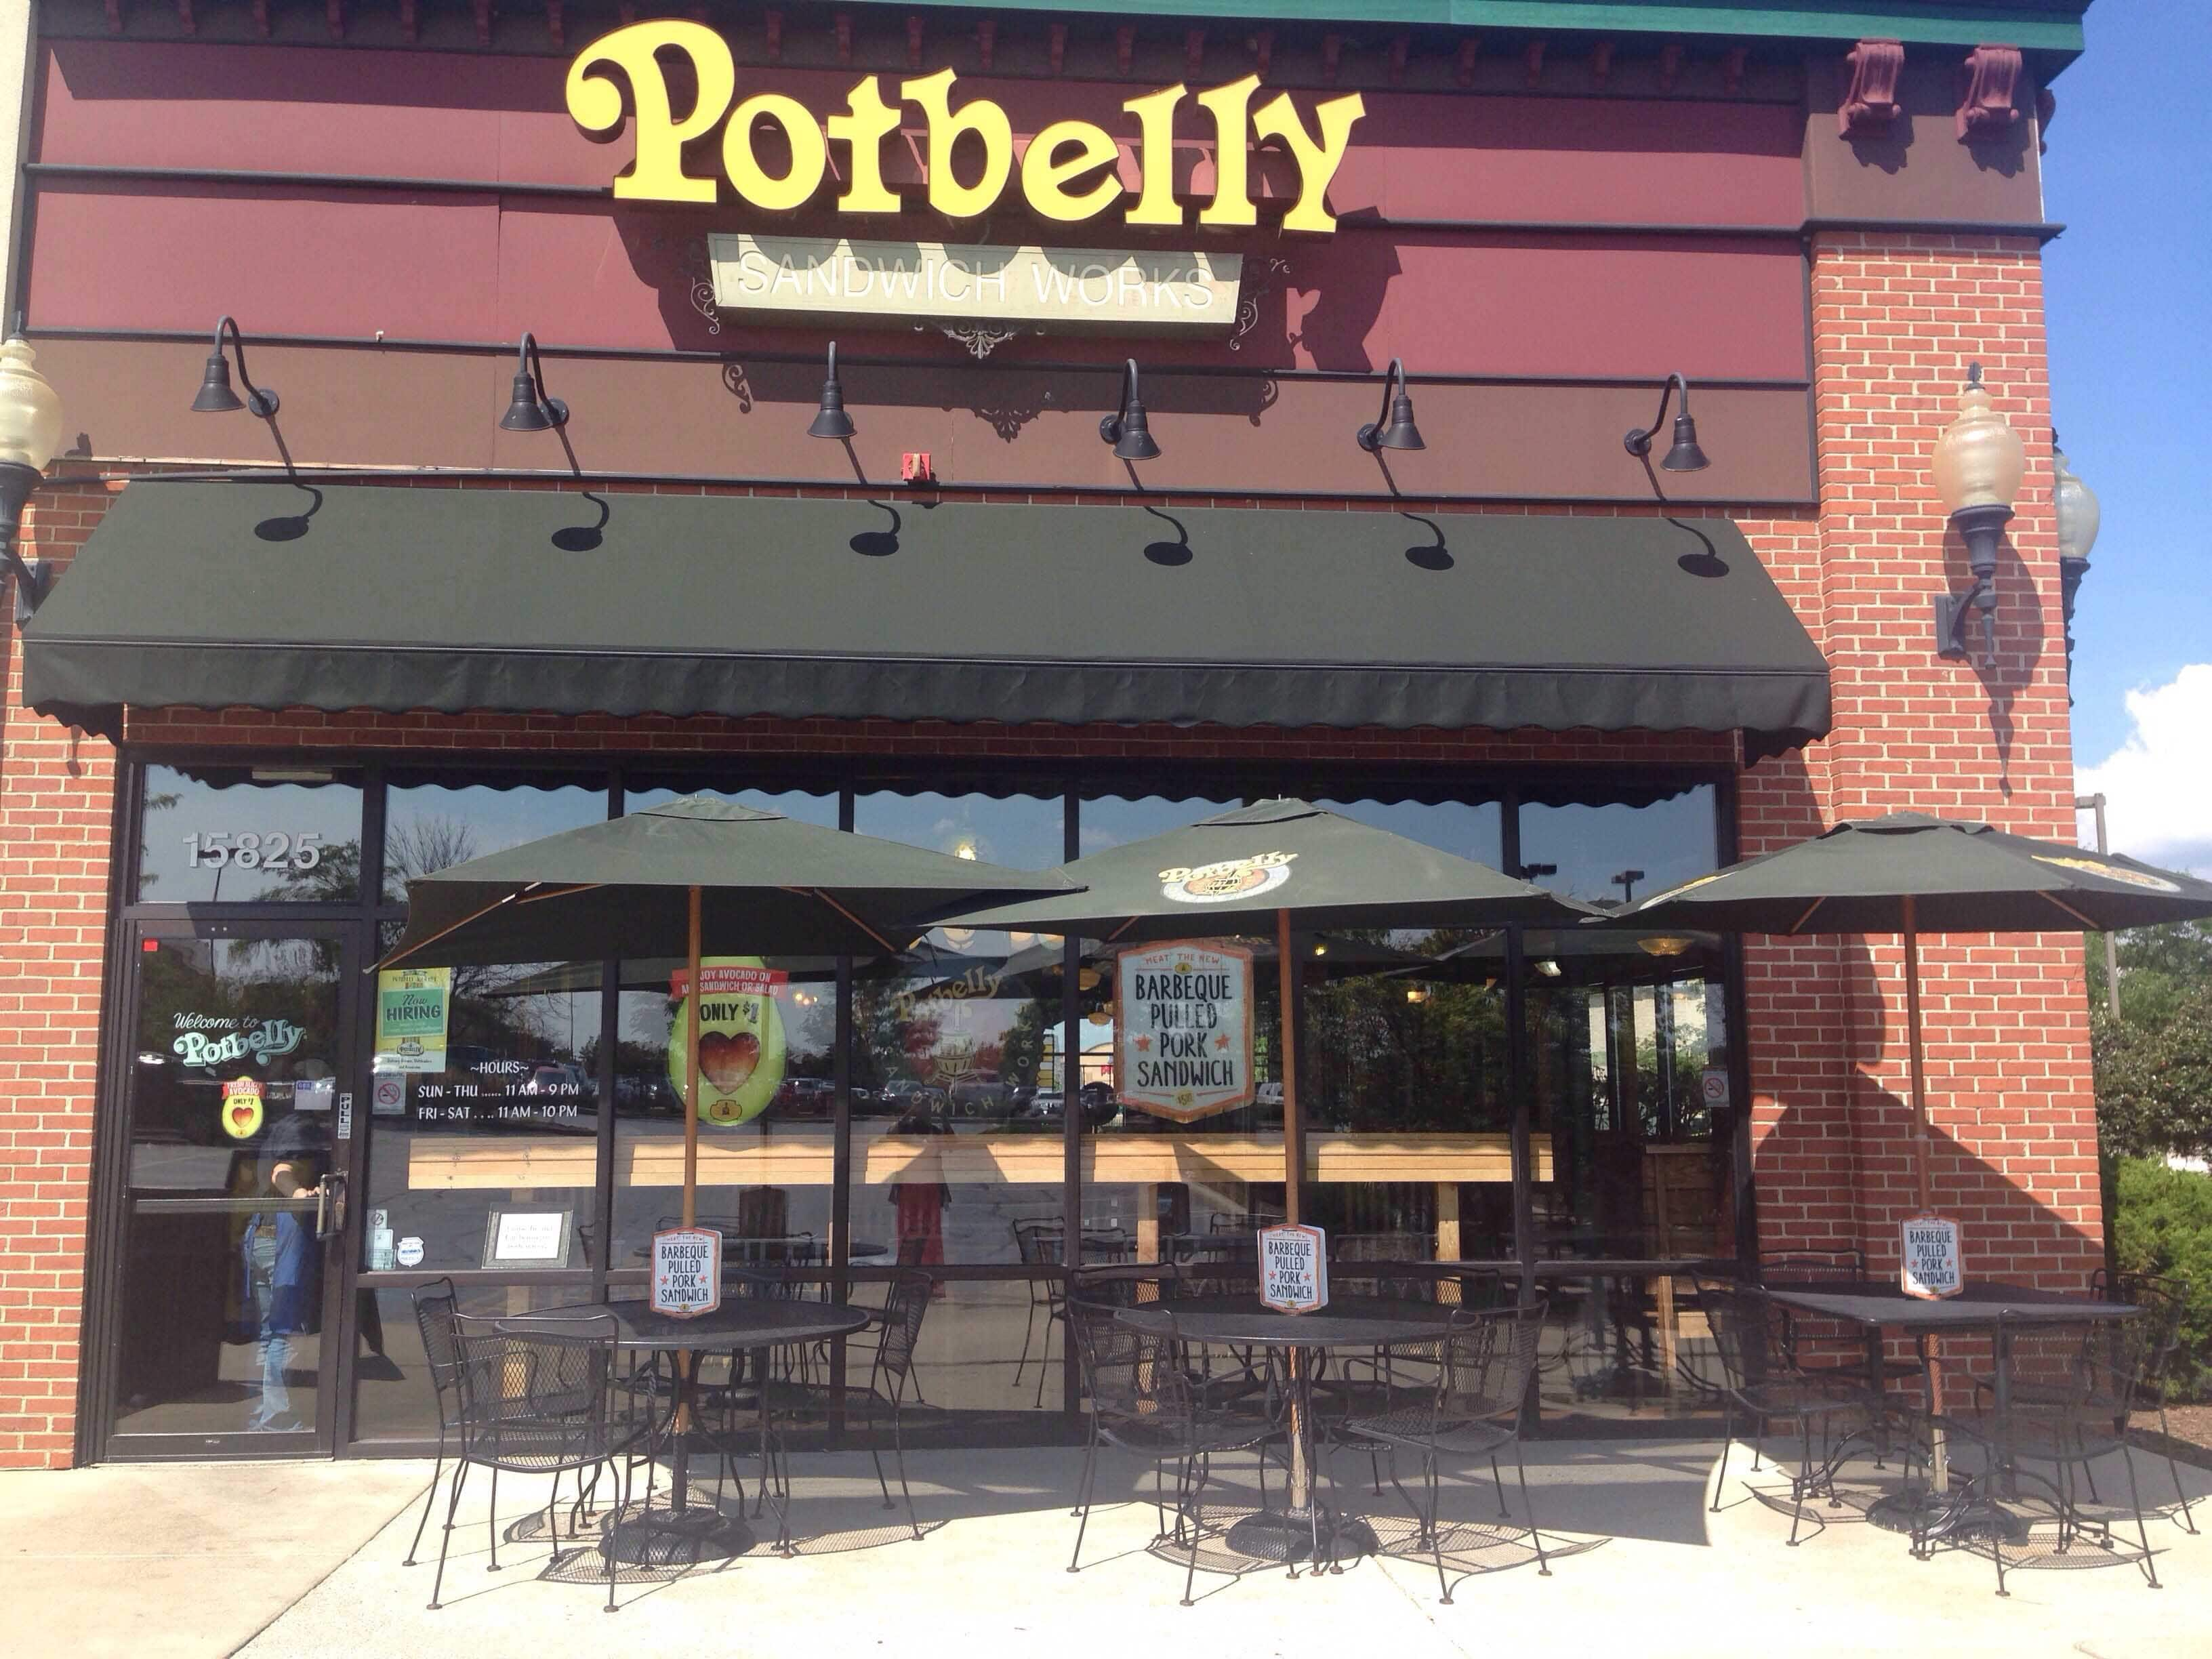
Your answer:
[773,1077,835,1118]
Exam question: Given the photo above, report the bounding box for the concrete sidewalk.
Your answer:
[5,1439,2205,1659]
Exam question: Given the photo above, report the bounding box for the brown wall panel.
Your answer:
[1803,60,2046,226]
[39,40,1807,228]
[26,180,1808,382]
[33,337,1812,504]
[25,184,504,341]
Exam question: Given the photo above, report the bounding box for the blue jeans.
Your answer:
[249,1282,299,1431]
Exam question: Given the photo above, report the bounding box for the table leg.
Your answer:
[1224,1345,1378,1571]
[600,1349,756,1567]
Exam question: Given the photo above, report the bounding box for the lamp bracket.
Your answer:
[0,457,47,620]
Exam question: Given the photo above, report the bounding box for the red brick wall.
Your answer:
[1740,232,2098,1288]
[0,483,117,1469]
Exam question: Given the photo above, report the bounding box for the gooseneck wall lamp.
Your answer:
[1622,373,1708,472]
[0,334,63,623]
[1929,362,2025,666]
[497,333,569,432]
[190,316,280,418]
[1355,358,1426,453]
[2053,432,2101,693]
[807,341,855,440]
[1099,359,1160,462]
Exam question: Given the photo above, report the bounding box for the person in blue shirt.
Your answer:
[239,1111,326,1432]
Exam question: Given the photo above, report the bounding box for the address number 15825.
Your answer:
[181,832,323,870]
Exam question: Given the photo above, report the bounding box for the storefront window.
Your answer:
[620,783,840,825]
[1517,785,1719,907]
[380,777,609,902]
[356,964,602,1274]
[136,765,365,904]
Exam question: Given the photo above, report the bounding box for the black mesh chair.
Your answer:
[1692,1273,1883,1545]
[2093,1268,2198,1534]
[1065,1297,1279,1606]
[1337,1298,1553,1603]
[431,1311,636,1614]
[1757,1250,1918,1465]
[403,1278,466,1569]
[1929,1311,2163,1594]
[1069,1258,1186,1307]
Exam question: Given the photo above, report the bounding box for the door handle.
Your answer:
[316,1172,348,1242]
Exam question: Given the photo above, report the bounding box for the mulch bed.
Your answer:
[2131,1404,2212,1468]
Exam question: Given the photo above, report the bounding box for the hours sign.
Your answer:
[1114,941,1254,1123]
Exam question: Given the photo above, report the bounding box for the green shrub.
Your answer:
[2110,1156,2212,1401]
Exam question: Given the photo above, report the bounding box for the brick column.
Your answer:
[1739,232,2099,1287]
[1,482,117,1467]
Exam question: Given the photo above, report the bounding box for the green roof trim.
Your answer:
[852,3,2088,54]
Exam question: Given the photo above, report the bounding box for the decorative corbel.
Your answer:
[1957,44,2024,142]
[1523,39,1545,88]
[617,3,636,26]
[326,0,343,39]
[398,0,416,43]
[1590,41,1613,88]
[1048,23,1066,76]
[175,0,194,33]
[976,19,994,70]
[251,0,270,35]
[1320,34,1342,86]
[543,0,562,49]
[1658,43,1683,91]
[1116,26,1134,76]
[1839,37,1905,138]
[763,9,781,62]
[1251,29,1273,82]
[1455,37,1479,87]
[472,0,491,47]
[105,0,123,33]
[2036,86,2056,154]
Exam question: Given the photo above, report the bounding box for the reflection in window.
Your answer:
[856,789,1064,870]
[1314,798,1504,869]
[620,785,838,827]
[358,964,600,1273]
[611,958,838,1274]
[381,780,608,902]
[1076,794,1239,857]
[136,766,365,903]
[1518,786,1718,907]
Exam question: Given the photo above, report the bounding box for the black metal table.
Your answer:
[515,1298,868,1564]
[1117,1294,1460,1568]
[1765,1281,2137,1540]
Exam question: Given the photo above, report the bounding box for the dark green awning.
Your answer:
[21,480,1829,760]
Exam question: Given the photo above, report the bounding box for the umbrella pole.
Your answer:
[1901,897,1948,1492]
[1277,907,1300,1228]
[684,884,701,1229]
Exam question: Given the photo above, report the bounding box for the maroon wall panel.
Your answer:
[39,40,1803,228]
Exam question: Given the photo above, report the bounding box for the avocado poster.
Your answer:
[668,958,791,1126]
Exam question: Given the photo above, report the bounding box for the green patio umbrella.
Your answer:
[379,794,1077,1226]
[1619,811,2212,1214]
[945,798,1595,1222]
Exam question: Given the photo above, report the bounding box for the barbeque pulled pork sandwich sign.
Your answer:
[1900,1213,1965,1300]
[1115,941,1254,1122]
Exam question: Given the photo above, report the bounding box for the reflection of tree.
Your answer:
[851,977,943,1090]
[998,999,1048,1090]
[1306,972,1507,1133]
[385,815,477,896]
[138,790,180,893]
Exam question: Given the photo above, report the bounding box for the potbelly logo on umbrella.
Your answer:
[1158,851,1296,905]
[221,1076,265,1139]
[2032,855,2183,893]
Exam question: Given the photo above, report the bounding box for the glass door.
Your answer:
[102,920,363,1457]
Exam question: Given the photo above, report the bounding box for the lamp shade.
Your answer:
[2053,443,2101,568]
[190,353,246,414]
[1660,411,1708,472]
[499,370,557,431]
[0,338,62,472]
[1930,375,2025,516]
[1108,398,1160,461]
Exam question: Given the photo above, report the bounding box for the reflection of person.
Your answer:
[890,1107,951,1297]
[240,1112,327,1431]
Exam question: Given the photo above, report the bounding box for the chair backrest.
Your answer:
[1011,1219,1065,1269]
[870,1272,934,1395]
[1067,1298,1193,1429]
[1372,1262,1505,1308]
[1998,1311,2152,1421]
[2093,1269,2187,1388]
[449,1311,618,1462]
[1759,1250,1869,1286]
[410,1276,466,1427]
[1069,1259,1185,1307]
[1436,1299,1549,1429]
[1692,1275,1791,1391]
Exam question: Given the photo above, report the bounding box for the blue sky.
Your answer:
[2047,3,2212,868]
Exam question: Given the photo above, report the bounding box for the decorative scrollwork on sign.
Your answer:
[934,324,1033,359]
[1228,258,1291,352]
[685,240,722,335]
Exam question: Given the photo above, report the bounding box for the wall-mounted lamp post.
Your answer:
[497,333,569,431]
[2053,432,2101,692]
[807,341,855,440]
[190,316,280,418]
[1930,362,2024,666]
[1355,358,1425,453]
[1099,359,1160,462]
[0,334,64,623]
[1623,373,1708,472]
